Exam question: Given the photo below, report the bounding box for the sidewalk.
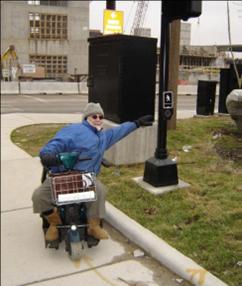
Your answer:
[1,112,228,286]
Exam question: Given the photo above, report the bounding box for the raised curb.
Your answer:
[105,202,228,286]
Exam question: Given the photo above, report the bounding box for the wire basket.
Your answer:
[49,171,97,205]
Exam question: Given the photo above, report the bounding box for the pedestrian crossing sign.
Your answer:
[163,91,173,109]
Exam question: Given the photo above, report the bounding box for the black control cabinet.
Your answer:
[88,34,157,123]
[196,80,217,115]
[219,64,242,113]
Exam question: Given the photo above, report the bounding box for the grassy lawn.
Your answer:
[11,116,242,286]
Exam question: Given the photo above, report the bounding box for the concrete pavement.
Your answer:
[1,112,228,286]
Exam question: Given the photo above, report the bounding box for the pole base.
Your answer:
[143,157,178,187]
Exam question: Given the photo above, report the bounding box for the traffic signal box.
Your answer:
[219,64,242,113]
[162,0,202,21]
[88,34,157,123]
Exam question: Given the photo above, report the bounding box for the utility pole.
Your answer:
[168,20,181,130]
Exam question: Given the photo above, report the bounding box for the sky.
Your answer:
[89,1,242,46]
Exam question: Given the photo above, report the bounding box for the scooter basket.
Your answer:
[49,171,97,205]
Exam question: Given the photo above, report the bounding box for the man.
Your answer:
[32,102,153,242]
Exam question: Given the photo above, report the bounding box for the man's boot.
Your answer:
[45,208,62,241]
[87,218,108,240]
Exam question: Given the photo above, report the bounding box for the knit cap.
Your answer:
[83,102,104,119]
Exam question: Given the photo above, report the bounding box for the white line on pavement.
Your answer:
[21,95,47,103]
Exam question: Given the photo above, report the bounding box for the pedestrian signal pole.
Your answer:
[106,0,116,10]
[143,0,202,187]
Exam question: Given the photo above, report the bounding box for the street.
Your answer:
[1,93,199,114]
[1,94,89,114]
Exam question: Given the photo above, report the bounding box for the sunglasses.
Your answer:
[91,114,104,120]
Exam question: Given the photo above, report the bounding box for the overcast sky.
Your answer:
[89,1,242,46]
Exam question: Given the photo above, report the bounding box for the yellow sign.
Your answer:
[103,9,123,35]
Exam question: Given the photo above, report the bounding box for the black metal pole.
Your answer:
[106,0,116,10]
[143,1,178,187]
[155,10,170,159]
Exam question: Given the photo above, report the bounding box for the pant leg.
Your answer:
[32,176,107,217]
[86,178,106,219]
[32,178,53,213]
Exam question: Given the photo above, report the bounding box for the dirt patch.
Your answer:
[214,128,242,162]
[216,146,242,162]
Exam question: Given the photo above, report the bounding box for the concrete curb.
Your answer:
[105,202,228,286]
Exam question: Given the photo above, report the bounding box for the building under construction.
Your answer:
[1,0,241,83]
[1,0,89,81]
[178,44,242,84]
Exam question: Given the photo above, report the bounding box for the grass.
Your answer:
[11,123,67,156]
[11,116,242,286]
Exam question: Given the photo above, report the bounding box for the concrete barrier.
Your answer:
[2,82,223,97]
[20,81,79,94]
[178,85,197,95]
[104,120,157,165]
[1,81,19,94]
[177,84,219,96]
[1,81,88,95]
[79,82,88,94]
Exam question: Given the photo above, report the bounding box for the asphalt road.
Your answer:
[1,93,198,114]
[1,94,88,114]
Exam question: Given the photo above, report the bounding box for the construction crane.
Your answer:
[130,1,149,36]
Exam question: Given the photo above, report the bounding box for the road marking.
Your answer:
[1,107,23,112]
[21,95,47,102]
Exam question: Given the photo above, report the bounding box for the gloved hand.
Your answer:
[40,153,61,168]
[134,115,153,128]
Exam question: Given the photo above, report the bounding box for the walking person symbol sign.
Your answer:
[163,91,173,109]
[162,91,173,120]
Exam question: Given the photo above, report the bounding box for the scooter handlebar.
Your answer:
[58,152,92,170]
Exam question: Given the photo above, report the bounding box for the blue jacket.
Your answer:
[40,120,137,175]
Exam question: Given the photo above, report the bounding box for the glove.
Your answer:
[40,153,61,168]
[134,115,153,128]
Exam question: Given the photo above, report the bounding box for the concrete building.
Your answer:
[133,27,151,37]
[89,29,103,39]
[179,45,218,68]
[180,22,191,46]
[1,0,89,80]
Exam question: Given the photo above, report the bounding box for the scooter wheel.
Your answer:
[68,241,83,261]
